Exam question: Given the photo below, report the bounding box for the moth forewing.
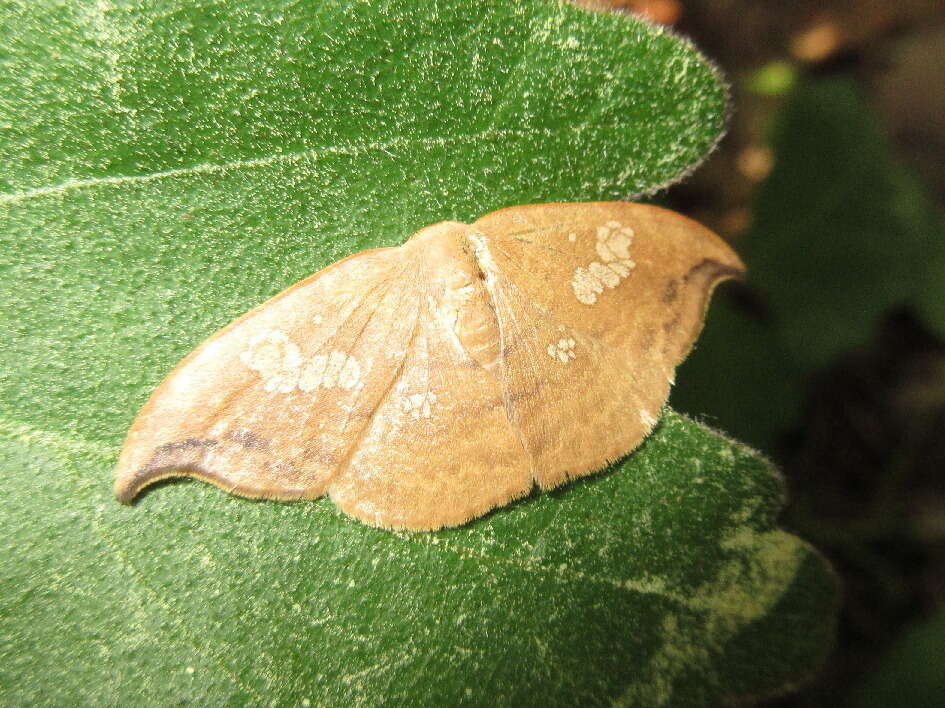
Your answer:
[115,202,744,530]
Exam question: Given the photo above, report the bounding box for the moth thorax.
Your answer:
[405,220,469,257]
[455,281,501,370]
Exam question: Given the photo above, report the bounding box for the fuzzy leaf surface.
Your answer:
[0,1,835,705]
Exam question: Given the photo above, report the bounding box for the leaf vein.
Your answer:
[0,128,550,207]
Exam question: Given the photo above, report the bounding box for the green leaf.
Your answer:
[0,1,835,704]
[673,78,945,450]
[0,412,836,706]
[744,79,945,369]
[854,609,945,708]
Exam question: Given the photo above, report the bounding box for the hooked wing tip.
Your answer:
[114,464,168,504]
[114,435,225,504]
[114,455,315,505]
[114,482,136,505]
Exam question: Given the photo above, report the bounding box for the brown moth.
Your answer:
[114,202,743,530]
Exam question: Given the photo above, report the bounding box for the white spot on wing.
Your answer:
[596,221,634,262]
[339,355,362,389]
[298,351,362,392]
[241,330,302,393]
[570,220,637,305]
[589,261,620,289]
[571,266,604,305]
[298,354,328,392]
[547,337,576,363]
[244,329,364,394]
[401,391,438,419]
[322,351,347,388]
[607,259,635,278]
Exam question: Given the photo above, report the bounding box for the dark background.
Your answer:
[601,1,945,706]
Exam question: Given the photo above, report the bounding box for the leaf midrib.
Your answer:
[0,126,546,207]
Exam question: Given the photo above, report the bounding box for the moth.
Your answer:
[114,202,743,530]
